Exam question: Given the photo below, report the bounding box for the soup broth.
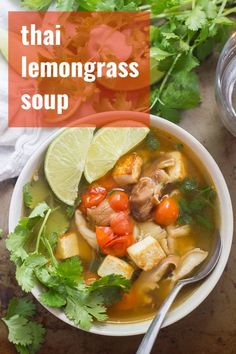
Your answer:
[25,128,218,324]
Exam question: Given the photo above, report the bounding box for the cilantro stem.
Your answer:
[218,0,228,16]
[44,237,58,267]
[139,5,150,11]
[35,209,51,253]
[150,53,181,110]
[223,7,236,16]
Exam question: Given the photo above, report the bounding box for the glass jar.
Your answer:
[215,32,236,136]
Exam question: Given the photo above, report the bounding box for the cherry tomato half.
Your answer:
[96,226,115,249]
[96,224,134,257]
[154,197,179,226]
[81,187,107,210]
[103,234,134,257]
[108,191,129,211]
[110,212,133,235]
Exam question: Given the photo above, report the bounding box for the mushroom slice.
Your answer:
[160,238,170,255]
[137,221,167,241]
[155,155,176,169]
[172,248,208,282]
[167,237,176,254]
[75,210,98,250]
[142,161,170,184]
[133,255,180,304]
[166,224,191,238]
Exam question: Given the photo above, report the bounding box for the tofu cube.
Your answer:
[97,255,134,279]
[166,151,187,182]
[127,235,166,271]
[112,153,143,185]
[55,232,80,259]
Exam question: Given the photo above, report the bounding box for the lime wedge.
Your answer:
[45,128,95,205]
[84,127,150,183]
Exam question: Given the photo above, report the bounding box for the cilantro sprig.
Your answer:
[178,177,216,230]
[2,297,45,354]
[7,201,131,331]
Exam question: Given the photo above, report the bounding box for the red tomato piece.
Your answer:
[110,212,133,235]
[154,197,180,226]
[108,191,129,211]
[104,234,134,257]
[81,187,107,210]
[96,224,134,257]
[96,226,115,249]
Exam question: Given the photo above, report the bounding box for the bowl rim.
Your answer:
[8,112,233,336]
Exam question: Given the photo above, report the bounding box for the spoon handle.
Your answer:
[136,281,183,354]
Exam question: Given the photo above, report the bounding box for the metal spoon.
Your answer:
[136,232,222,354]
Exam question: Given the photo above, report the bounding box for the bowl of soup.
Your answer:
[8,112,233,336]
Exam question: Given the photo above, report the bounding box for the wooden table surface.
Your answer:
[0,57,236,354]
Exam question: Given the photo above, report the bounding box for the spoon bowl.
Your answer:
[136,232,222,354]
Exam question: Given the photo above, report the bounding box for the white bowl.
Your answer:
[8,113,233,336]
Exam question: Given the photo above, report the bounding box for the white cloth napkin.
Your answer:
[0,0,56,181]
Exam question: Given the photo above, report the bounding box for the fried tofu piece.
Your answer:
[127,236,166,271]
[166,151,187,182]
[97,255,134,279]
[55,232,80,259]
[112,153,143,186]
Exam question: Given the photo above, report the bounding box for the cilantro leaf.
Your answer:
[21,0,53,10]
[2,297,46,354]
[40,289,67,307]
[195,214,214,230]
[65,291,107,330]
[35,266,60,288]
[15,322,45,354]
[178,180,216,229]
[174,142,184,151]
[16,254,47,292]
[29,202,50,218]
[89,274,131,305]
[89,274,131,293]
[185,6,207,31]
[145,132,160,151]
[44,232,58,250]
[56,256,83,283]
[198,0,217,19]
[180,177,198,193]
[65,205,76,219]
[6,218,31,262]
[6,298,36,319]
[23,183,33,208]
[158,105,181,123]
[161,71,201,109]
[24,321,45,353]
[2,315,33,346]
[56,0,77,10]
[96,0,140,11]
[150,47,172,61]
[173,52,199,73]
